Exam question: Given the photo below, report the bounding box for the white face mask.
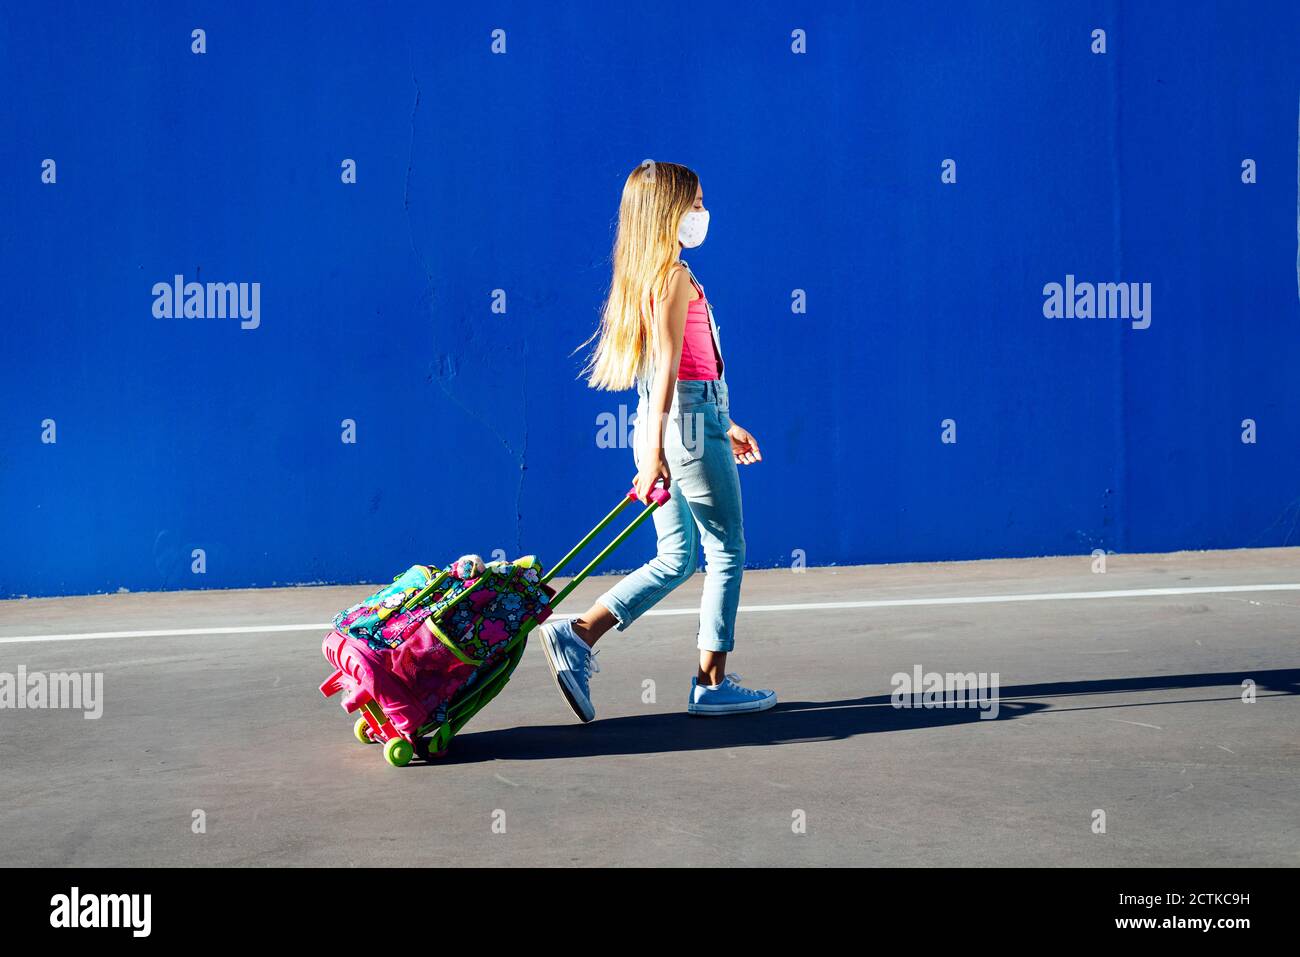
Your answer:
[678,209,710,248]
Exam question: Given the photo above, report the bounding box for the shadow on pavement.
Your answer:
[437,667,1300,765]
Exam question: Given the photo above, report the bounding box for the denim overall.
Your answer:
[597,261,745,653]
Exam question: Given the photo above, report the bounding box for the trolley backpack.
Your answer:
[319,483,670,767]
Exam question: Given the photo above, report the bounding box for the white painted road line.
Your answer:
[1,582,1298,645]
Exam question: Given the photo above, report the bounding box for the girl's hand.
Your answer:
[727,422,762,465]
[633,449,672,503]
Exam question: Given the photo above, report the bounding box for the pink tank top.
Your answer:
[648,266,723,381]
[677,275,721,381]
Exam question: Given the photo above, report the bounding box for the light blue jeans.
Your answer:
[598,378,745,653]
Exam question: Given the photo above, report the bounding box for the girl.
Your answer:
[537,161,776,720]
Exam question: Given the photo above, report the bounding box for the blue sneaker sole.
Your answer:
[539,624,595,723]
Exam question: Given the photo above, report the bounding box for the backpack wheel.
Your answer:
[383,737,414,767]
[353,716,375,744]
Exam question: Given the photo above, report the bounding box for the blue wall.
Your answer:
[3,1,1298,598]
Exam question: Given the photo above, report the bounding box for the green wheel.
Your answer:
[353,716,374,744]
[383,737,414,768]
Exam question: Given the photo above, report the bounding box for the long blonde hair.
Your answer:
[582,161,699,391]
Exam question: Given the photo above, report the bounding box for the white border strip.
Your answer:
[1,583,1298,645]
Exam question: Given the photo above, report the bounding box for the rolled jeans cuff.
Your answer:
[596,591,636,632]
[697,633,734,654]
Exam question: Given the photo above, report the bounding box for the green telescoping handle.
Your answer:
[542,484,670,610]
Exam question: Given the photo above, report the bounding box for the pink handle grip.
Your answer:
[628,482,671,506]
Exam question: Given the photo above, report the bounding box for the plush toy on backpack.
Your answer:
[451,554,486,581]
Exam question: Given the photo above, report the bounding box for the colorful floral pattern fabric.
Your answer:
[333,563,442,646]
[331,556,553,728]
